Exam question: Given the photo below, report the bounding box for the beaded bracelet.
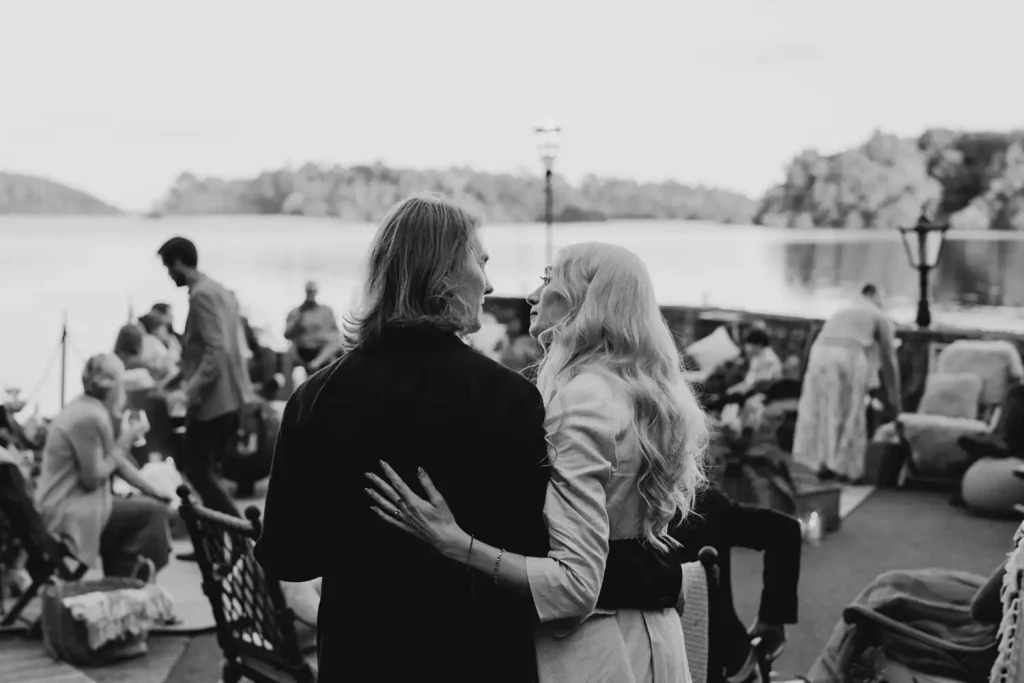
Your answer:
[493,549,505,585]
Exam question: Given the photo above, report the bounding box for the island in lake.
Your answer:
[8,128,1024,229]
[0,172,120,215]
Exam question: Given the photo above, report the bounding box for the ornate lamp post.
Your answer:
[898,211,949,329]
[534,117,562,265]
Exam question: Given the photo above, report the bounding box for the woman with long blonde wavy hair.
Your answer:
[368,241,710,682]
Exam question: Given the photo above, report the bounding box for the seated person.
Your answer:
[139,312,181,371]
[114,323,173,382]
[283,280,341,374]
[670,484,801,683]
[34,353,173,579]
[708,329,783,412]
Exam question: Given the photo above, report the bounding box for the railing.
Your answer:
[484,297,1024,413]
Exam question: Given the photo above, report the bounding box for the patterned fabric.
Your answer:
[679,562,709,683]
[792,344,871,480]
[991,521,1024,683]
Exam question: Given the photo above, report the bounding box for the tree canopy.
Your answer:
[756,129,1024,230]
[0,172,120,215]
[155,162,758,224]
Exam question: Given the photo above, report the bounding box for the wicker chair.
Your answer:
[176,486,316,683]
[830,527,1024,683]
[679,546,778,683]
[991,521,1024,683]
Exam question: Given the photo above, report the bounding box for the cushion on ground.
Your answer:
[873,414,989,478]
[961,456,1024,518]
[917,372,984,420]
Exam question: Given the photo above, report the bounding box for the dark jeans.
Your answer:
[100,496,171,578]
[183,411,241,518]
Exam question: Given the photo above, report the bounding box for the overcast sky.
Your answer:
[3,0,1022,211]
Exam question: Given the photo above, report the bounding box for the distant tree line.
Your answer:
[756,129,1024,230]
[154,163,759,224]
[8,129,1024,230]
[0,172,120,215]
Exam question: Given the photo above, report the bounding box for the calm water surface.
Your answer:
[3,216,1024,414]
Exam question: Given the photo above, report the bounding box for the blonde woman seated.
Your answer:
[34,354,173,579]
[368,242,710,683]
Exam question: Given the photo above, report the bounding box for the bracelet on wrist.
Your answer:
[493,548,505,585]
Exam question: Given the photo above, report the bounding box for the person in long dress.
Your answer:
[369,242,710,683]
[255,198,690,683]
[792,283,901,481]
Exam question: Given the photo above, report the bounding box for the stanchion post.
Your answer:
[60,312,68,409]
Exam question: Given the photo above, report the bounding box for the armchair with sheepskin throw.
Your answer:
[872,339,1024,486]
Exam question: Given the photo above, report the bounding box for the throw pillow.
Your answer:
[685,326,741,374]
[918,372,984,419]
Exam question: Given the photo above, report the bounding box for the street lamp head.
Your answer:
[898,211,949,270]
[534,117,562,170]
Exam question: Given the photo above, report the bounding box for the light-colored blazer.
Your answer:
[525,371,691,683]
[181,273,255,421]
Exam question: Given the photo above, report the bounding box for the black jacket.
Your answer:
[255,324,680,683]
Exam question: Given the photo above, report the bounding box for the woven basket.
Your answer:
[40,577,152,666]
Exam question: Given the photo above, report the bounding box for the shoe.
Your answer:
[725,649,760,683]
[958,433,1009,460]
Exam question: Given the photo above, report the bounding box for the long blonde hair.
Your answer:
[535,242,710,550]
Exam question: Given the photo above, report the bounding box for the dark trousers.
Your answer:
[100,496,171,578]
[994,385,1024,455]
[710,547,755,674]
[183,411,241,518]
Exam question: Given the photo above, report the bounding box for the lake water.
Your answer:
[3,215,1024,414]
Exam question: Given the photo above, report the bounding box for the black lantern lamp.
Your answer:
[534,117,562,265]
[898,211,949,329]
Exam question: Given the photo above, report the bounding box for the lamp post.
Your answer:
[898,211,949,329]
[534,117,562,265]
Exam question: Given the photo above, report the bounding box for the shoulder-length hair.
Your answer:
[535,242,710,551]
[343,194,481,349]
[113,324,144,360]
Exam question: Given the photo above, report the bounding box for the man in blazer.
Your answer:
[254,195,684,683]
[158,237,254,519]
